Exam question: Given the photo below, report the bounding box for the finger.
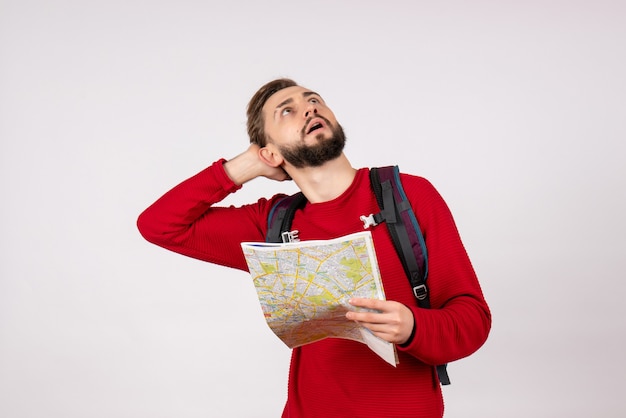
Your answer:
[346,310,390,324]
[359,322,405,344]
[349,297,386,311]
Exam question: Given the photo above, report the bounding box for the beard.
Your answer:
[278,121,347,169]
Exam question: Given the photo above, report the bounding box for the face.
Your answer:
[262,86,346,168]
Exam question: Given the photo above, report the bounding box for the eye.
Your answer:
[309,98,319,104]
[281,107,292,116]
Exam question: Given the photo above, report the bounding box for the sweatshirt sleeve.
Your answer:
[137,159,278,271]
[396,175,492,365]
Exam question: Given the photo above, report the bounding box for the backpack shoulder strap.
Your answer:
[369,166,429,305]
[266,192,308,243]
[369,166,450,386]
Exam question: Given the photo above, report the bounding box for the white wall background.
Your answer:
[1,1,624,417]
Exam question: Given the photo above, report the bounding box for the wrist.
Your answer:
[399,309,416,347]
[223,148,263,185]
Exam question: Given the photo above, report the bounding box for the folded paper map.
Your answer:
[240,231,398,366]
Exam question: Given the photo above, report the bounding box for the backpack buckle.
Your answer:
[360,214,378,229]
[413,284,428,300]
[281,230,300,243]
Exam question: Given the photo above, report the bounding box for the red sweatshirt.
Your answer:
[137,160,491,418]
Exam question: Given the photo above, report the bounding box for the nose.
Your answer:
[304,105,318,118]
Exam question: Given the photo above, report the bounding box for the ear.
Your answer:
[258,145,284,168]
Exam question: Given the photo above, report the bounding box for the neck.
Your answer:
[286,153,357,203]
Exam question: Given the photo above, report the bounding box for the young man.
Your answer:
[137,78,491,417]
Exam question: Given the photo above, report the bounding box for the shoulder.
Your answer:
[253,193,292,212]
[361,166,444,204]
[396,171,451,214]
[365,166,435,191]
[397,171,441,199]
[398,172,435,189]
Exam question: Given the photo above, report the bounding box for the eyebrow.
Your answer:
[275,97,294,111]
[274,91,322,116]
[302,91,320,98]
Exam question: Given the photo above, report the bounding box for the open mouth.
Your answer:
[306,121,324,134]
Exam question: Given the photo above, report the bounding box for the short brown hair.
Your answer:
[247,78,298,146]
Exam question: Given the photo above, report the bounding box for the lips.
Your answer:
[307,122,323,134]
[305,117,326,134]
